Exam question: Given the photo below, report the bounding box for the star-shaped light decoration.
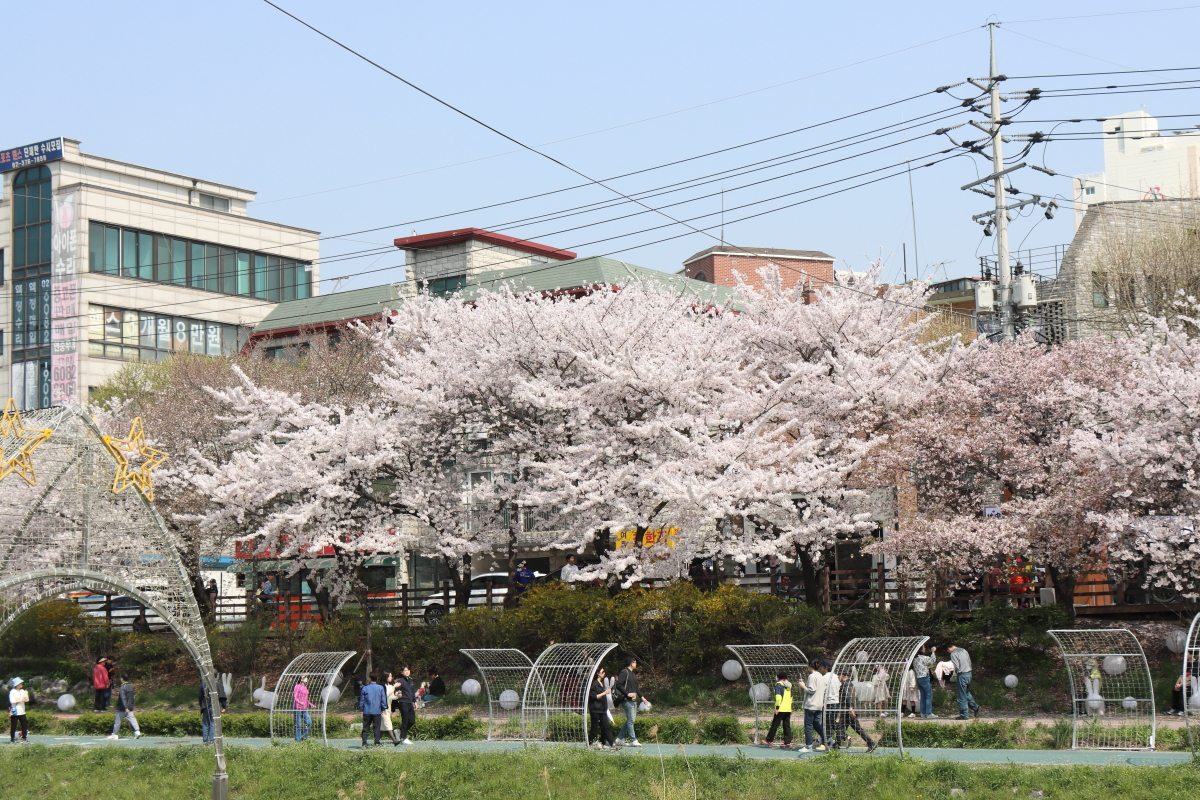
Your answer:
[100,417,167,502]
[0,398,53,486]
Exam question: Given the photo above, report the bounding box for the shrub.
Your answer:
[410,706,483,741]
[697,714,748,745]
[0,601,88,659]
[633,714,697,744]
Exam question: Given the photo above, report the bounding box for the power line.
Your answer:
[1004,5,1200,24]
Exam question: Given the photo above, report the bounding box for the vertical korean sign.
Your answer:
[50,192,80,405]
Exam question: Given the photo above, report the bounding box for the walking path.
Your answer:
[13,736,1193,766]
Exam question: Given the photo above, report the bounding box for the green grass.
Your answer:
[2,745,1199,800]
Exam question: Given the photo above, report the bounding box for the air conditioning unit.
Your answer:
[974,281,996,312]
[1014,274,1038,309]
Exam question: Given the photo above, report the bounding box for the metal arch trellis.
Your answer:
[0,406,228,799]
[521,643,617,745]
[827,636,928,755]
[269,652,357,744]
[460,648,534,740]
[724,644,809,744]
[1047,629,1156,750]
[1178,613,1200,754]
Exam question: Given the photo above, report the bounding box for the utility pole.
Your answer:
[986,22,1015,343]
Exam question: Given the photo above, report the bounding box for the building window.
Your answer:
[1084,186,1096,196]
[10,166,53,409]
[198,193,230,212]
[87,221,311,300]
[1092,272,1109,308]
[694,272,710,283]
[87,304,247,362]
[428,274,466,296]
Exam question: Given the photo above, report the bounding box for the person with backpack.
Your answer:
[393,666,416,745]
[762,671,793,748]
[358,672,387,747]
[612,657,645,747]
[8,677,29,744]
[107,674,142,740]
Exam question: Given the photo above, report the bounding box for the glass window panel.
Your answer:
[139,314,156,347]
[89,223,104,273]
[11,364,25,411]
[13,227,26,268]
[39,223,51,265]
[267,256,281,301]
[13,188,26,226]
[39,277,51,344]
[172,240,187,285]
[122,231,137,277]
[206,323,221,355]
[253,255,268,298]
[105,227,120,274]
[27,280,39,331]
[88,341,104,358]
[104,309,122,340]
[25,362,38,410]
[155,236,170,283]
[157,316,171,349]
[104,344,123,360]
[39,360,51,409]
[190,322,205,352]
[296,265,311,299]
[236,253,250,295]
[88,306,103,340]
[173,319,189,351]
[40,193,51,225]
[138,233,153,280]
[205,245,219,292]
[190,243,205,288]
[124,347,141,361]
[141,348,157,361]
[122,310,138,344]
[282,263,296,302]
[220,249,236,294]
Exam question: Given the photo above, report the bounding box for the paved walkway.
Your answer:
[13,736,1193,766]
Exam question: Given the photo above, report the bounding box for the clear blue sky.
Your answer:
[11,1,1200,290]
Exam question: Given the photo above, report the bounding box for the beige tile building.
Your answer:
[1,137,320,409]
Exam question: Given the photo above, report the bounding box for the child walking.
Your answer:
[762,671,793,748]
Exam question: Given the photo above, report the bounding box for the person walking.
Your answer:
[8,677,29,744]
[613,657,644,747]
[107,674,142,740]
[199,680,216,745]
[826,671,877,753]
[797,659,827,754]
[92,657,111,712]
[393,666,416,745]
[762,671,793,748]
[379,673,401,746]
[914,644,936,719]
[358,672,387,747]
[292,675,313,742]
[947,643,981,720]
[588,667,617,750]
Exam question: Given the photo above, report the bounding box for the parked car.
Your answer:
[419,571,544,624]
[72,592,169,632]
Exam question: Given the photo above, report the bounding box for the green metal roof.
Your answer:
[463,255,739,306]
[253,284,402,334]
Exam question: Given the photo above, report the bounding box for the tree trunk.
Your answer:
[455,554,473,608]
[798,549,821,608]
[1047,565,1077,621]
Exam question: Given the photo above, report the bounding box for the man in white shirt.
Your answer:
[560,555,580,585]
[8,677,29,743]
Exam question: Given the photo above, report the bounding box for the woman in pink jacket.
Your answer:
[293,675,312,742]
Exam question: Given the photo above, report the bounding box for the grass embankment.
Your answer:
[1,745,1198,800]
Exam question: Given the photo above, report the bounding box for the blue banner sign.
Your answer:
[0,137,64,172]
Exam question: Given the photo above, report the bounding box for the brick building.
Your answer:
[681,245,834,293]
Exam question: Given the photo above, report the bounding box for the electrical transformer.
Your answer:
[974,280,996,312]
[1013,274,1038,309]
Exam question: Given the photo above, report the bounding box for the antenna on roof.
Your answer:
[329,276,348,293]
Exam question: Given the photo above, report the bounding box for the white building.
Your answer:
[1,137,320,409]
[1072,110,1200,228]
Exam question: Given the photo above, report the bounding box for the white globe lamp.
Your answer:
[1102,655,1127,675]
[721,660,743,681]
[1165,631,1187,654]
[1122,697,1138,711]
[499,689,520,710]
[56,694,76,711]
[749,683,770,702]
[856,650,870,664]
[461,679,482,697]
[1003,675,1018,689]
[320,686,341,704]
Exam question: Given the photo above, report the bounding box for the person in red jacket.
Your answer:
[93,658,111,711]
